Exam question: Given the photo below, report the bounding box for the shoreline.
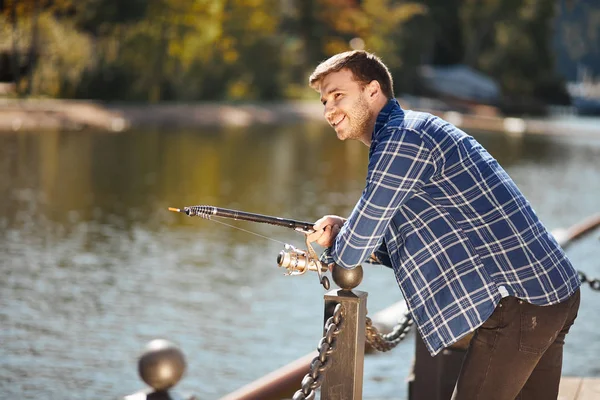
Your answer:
[0,98,598,138]
[0,98,327,132]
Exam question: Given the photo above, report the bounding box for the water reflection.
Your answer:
[1,125,599,399]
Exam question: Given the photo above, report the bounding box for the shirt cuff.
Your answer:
[319,247,335,265]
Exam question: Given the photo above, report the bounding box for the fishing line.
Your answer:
[208,216,289,246]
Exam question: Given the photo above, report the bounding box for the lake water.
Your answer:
[1,122,599,399]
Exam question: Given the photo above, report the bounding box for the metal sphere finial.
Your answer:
[138,339,186,391]
[331,264,363,290]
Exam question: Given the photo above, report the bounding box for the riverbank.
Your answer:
[1,98,599,137]
[0,98,327,132]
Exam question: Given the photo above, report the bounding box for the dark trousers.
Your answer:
[452,289,580,400]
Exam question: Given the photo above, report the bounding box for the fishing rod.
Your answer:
[168,205,316,233]
[169,204,331,289]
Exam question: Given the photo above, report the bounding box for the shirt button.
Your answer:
[518,300,523,304]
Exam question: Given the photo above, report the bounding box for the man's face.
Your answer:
[319,69,374,143]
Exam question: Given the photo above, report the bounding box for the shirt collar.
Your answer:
[372,98,404,142]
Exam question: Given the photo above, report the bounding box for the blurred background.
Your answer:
[1,1,599,400]
[0,0,599,112]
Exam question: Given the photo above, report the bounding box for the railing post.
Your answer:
[321,264,367,400]
[408,333,471,400]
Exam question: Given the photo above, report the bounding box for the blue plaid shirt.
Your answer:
[321,99,580,356]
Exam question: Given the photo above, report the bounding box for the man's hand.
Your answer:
[307,215,346,247]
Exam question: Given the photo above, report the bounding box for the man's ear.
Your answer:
[366,80,381,101]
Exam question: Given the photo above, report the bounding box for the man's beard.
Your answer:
[344,94,372,141]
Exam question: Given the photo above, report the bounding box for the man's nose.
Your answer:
[324,103,336,119]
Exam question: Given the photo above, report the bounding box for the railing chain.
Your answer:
[365,311,413,352]
[293,304,344,400]
[579,270,600,292]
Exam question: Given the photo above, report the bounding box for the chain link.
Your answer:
[579,270,600,291]
[365,311,413,352]
[292,304,344,400]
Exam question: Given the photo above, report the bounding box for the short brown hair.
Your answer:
[309,50,394,98]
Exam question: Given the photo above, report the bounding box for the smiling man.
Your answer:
[318,67,387,145]
[307,50,580,400]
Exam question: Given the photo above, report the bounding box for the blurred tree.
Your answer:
[0,0,45,94]
[76,0,221,101]
[462,0,570,109]
[10,0,21,94]
[75,0,283,101]
[33,12,92,97]
[460,0,520,68]
[69,0,148,34]
[0,0,572,107]
[418,0,463,65]
[281,0,429,96]
[213,0,283,100]
[358,0,430,94]
[25,0,39,95]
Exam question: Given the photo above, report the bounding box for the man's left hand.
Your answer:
[307,215,344,247]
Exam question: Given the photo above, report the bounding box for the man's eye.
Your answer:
[334,93,342,99]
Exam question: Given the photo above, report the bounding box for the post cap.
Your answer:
[332,264,363,290]
[138,339,186,391]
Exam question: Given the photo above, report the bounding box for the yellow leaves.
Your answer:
[323,38,351,56]
[246,9,278,33]
[30,12,93,97]
[329,8,364,35]
[392,3,428,23]
[495,22,511,47]
[362,0,427,31]
[317,0,427,59]
[238,0,263,8]
[227,78,252,99]
[224,0,280,35]
[1,0,32,18]
[223,49,239,64]
[219,37,239,64]
[356,0,426,62]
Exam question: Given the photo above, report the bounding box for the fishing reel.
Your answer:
[277,237,331,290]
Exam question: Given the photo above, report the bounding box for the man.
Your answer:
[306,50,580,399]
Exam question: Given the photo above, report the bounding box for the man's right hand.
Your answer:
[307,215,346,247]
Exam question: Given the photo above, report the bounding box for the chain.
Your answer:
[365,311,414,352]
[579,270,600,291]
[293,304,344,400]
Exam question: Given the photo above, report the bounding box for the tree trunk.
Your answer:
[150,21,167,102]
[11,0,21,96]
[26,0,39,96]
[299,0,319,71]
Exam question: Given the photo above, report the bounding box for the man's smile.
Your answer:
[331,114,346,127]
